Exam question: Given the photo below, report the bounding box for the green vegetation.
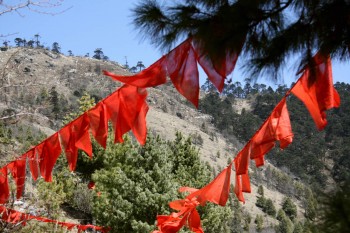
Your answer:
[199,80,350,232]
[0,42,349,232]
[92,132,237,232]
[132,0,349,81]
[282,197,297,221]
[255,185,276,217]
[275,209,293,233]
[200,80,350,192]
[255,214,264,232]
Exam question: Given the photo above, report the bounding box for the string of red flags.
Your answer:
[232,53,339,204]
[103,37,243,108]
[0,84,149,202]
[146,52,340,232]
[0,34,341,233]
[0,84,149,230]
[0,205,110,232]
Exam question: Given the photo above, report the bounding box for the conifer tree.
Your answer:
[282,197,297,221]
[49,86,60,120]
[255,214,264,232]
[132,0,350,81]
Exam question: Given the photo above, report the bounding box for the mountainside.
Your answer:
[0,47,328,232]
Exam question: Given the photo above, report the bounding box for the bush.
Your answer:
[282,197,297,220]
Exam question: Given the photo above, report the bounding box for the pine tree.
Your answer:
[49,86,60,120]
[255,214,264,232]
[257,185,264,196]
[132,0,350,81]
[92,132,234,233]
[276,209,293,233]
[93,48,104,60]
[265,199,277,217]
[282,197,297,221]
[51,42,61,53]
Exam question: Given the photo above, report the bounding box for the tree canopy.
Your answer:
[132,0,350,80]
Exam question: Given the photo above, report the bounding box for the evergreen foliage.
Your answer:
[132,0,350,81]
[255,185,276,217]
[92,133,234,233]
[257,185,264,196]
[264,199,277,217]
[199,80,350,231]
[199,88,260,142]
[254,214,264,232]
[93,48,109,60]
[316,185,350,233]
[49,86,60,120]
[282,197,297,221]
[293,222,303,233]
[199,81,350,191]
[51,42,61,54]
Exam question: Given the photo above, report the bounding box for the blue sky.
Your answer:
[1,0,348,86]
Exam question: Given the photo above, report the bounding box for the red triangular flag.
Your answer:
[60,124,79,171]
[193,41,240,92]
[186,163,232,206]
[36,133,62,182]
[73,114,93,158]
[26,148,39,181]
[7,155,27,199]
[234,143,251,175]
[104,90,124,143]
[104,85,148,145]
[88,103,109,148]
[0,167,9,204]
[250,98,293,166]
[130,101,149,145]
[60,114,92,171]
[103,56,167,87]
[188,209,204,233]
[166,39,200,107]
[291,53,340,130]
[234,173,251,203]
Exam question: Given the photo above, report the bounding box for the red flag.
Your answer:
[74,114,93,158]
[155,197,203,233]
[186,163,232,206]
[166,39,200,107]
[187,208,204,233]
[118,86,148,145]
[105,92,127,144]
[193,42,240,92]
[0,167,9,204]
[104,85,149,145]
[234,143,251,175]
[7,155,27,199]
[250,98,293,166]
[88,103,109,148]
[60,113,92,171]
[291,53,340,130]
[103,56,167,87]
[36,133,62,182]
[155,214,188,233]
[130,100,149,145]
[26,148,39,181]
[234,173,251,203]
